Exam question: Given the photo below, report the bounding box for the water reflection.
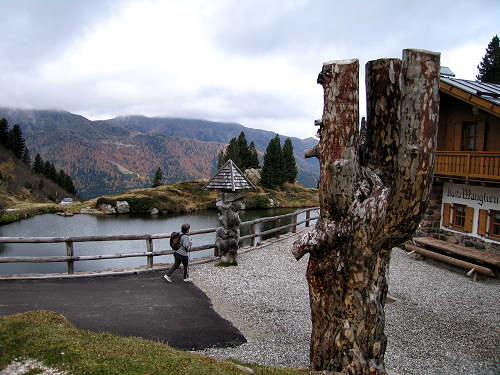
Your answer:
[0,208,318,275]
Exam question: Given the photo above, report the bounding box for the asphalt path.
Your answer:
[0,270,246,350]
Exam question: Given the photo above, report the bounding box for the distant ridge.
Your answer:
[0,107,319,199]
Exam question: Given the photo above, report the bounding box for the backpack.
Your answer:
[170,232,182,250]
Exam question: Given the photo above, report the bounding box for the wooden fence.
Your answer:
[0,207,319,276]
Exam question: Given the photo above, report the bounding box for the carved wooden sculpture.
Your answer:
[293,49,440,374]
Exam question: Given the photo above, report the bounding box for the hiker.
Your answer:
[164,223,192,283]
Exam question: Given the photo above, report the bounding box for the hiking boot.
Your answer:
[183,278,192,283]
[163,275,172,283]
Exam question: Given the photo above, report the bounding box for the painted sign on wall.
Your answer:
[441,182,500,243]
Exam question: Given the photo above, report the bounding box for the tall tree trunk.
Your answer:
[293,49,440,374]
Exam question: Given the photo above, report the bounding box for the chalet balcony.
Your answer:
[434,151,500,182]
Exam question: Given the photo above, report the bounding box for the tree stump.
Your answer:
[293,49,440,374]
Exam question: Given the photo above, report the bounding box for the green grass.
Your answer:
[215,261,238,267]
[0,311,314,375]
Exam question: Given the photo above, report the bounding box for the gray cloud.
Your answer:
[0,0,128,71]
[0,0,498,139]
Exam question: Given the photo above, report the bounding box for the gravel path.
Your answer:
[191,229,500,375]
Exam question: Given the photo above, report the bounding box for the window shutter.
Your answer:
[478,209,488,236]
[442,203,451,227]
[464,206,474,232]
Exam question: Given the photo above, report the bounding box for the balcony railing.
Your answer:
[434,151,500,181]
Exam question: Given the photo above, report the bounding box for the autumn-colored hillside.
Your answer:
[0,144,74,223]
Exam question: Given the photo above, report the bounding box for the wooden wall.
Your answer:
[437,92,500,151]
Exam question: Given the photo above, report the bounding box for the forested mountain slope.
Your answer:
[0,108,319,198]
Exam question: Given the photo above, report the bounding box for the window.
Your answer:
[490,210,500,238]
[462,121,478,151]
[452,204,474,232]
[453,204,466,229]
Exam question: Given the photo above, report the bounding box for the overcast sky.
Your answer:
[0,0,498,139]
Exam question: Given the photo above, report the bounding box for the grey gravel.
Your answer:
[191,229,500,375]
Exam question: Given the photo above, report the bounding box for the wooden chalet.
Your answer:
[413,68,500,277]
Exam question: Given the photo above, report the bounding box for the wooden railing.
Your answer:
[434,151,500,181]
[0,207,319,276]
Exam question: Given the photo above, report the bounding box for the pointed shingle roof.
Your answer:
[203,159,256,191]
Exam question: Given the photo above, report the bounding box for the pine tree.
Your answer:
[0,118,8,146]
[33,154,43,174]
[218,131,259,170]
[63,174,76,195]
[8,124,25,159]
[152,166,163,187]
[282,138,297,183]
[261,134,283,188]
[477,35,500,83]
[22,148,31,165]
[225,137,241,168]
[248,141,260,169]
[237,131,251,170]
[43,160,57,180]
[217,149,226,169]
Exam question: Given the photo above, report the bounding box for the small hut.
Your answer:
[203,160,255,264]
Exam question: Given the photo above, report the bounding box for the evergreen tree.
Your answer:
[225,137,241,168]
[248,141,260,169]
[237,131,252,170]
[63,174,76,195]
[217,149,226,169]
[33,154,43,174]
[260,134,283,188]
[8,124,25,159]
[477,35,500,83]
[0,118,8,146]
[43,160,57,180]
[57,169,67,188]
[152,166,163,187]
[22,148,31,166]
[282,138,298,183]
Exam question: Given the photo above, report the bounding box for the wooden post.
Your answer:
[305,210,310,227]
[65,241,74,275]
[292,214,297,233]
[250,223,256,247]
[276,219,281,239]
[146,235,153,268]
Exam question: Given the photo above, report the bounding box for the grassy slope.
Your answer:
[0,311,314,375]
[93,180,318,214]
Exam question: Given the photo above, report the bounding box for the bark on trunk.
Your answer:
[293,49,440,374]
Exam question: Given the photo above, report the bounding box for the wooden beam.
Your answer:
[405,243,495,277]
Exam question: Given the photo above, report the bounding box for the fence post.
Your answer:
[306,210,311,227]
[146,235,153,268]
[65,241,74,275]
[292,214,297,233]
[250,223,256,247]
[276,219,281,239]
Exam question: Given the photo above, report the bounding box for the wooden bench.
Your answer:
[405,237,500,280]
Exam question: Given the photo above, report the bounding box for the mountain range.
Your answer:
[0,107,319,199]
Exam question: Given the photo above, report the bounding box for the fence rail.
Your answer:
[0,207,319,276]
[435,151,500,181]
